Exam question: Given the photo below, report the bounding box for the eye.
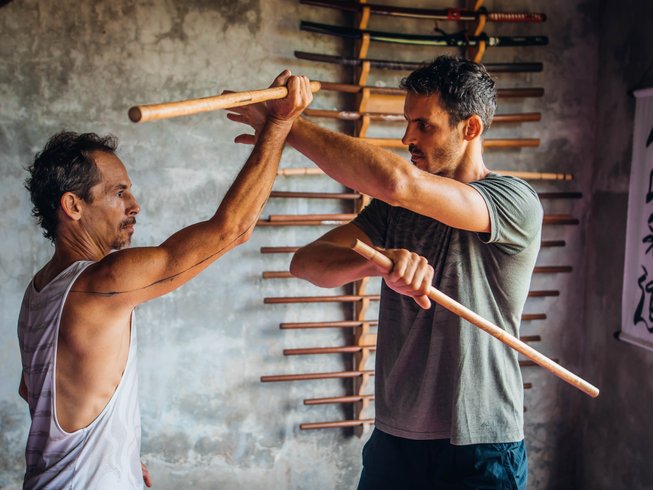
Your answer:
[418,121,431,131]
[117,191,124,198]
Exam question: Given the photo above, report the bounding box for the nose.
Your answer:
[128,194,141,216]
[401,123,416,146]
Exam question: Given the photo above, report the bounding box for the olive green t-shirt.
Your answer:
[352,173,542,445]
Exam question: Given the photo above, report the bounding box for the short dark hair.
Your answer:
[400,55,496,133]
[25,131,118,243]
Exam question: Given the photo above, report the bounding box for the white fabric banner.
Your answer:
[621,87,653,352]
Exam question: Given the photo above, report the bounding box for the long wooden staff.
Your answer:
[128,81,322,123]
[351,239,599,398]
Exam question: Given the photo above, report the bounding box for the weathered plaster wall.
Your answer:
[578,1,653,489]
[0,0,626,489]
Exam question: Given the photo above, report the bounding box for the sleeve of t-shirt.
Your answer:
[468,174,543,254]
[351,198,390,247]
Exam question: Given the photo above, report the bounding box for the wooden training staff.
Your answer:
[351,239,599,398]
[305,108,541,124]
[128,81,322,123]
[276,167,574,181]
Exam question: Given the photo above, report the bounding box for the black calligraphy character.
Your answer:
[644,213,653,255]
[634,265,653,333]
[648,169,653,204]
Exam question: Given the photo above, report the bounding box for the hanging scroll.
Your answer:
[620,87,653,351]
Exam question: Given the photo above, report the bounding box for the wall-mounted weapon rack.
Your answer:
[258,0,580,437]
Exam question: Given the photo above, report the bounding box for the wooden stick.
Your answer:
[285,337,542,356]
[361,137,540,149]
[261,370,374,382]
[265,290,557,304]
[264,294,380,304]
[305,108,541,124]
[265,268,569,278]
[128,81,322,123]
[257,214,578,227]
[534,266,572,273]
[261,241,564,254]
[270,190,361,200]
[280,320,379,329]
[351,239,599,398]
[305,394,375,405]
[276,167,574,181]
[301,419,375,430]
[269,190,580,201]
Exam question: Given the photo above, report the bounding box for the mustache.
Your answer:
[120,217,137,228]
[408,144,423,155]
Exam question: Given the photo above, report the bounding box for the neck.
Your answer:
[451,140,489,183]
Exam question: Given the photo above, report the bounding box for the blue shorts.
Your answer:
[357,429,528,490]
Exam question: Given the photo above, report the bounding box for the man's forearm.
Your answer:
[290,241,378,288]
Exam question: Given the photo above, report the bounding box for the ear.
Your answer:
[463,115,483,141]
[60,192,83,221]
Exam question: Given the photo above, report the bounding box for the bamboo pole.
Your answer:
[351,239,599,398]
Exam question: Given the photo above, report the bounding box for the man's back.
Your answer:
[18,261,142,489]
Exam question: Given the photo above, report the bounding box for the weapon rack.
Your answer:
[258,0,578,437]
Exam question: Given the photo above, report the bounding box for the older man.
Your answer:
[18,72,311,489]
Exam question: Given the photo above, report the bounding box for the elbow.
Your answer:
[377,166,414,207]
[289,251,310,281]
[290,249,334,287]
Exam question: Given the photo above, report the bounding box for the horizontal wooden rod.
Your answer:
[264,294,380,304]
[270,190,360,200]
[265,268,570,278]
[300,419,375,430]
[279,315,543,329]
[305,108,541,124]
[317,81,545,98]
[268,190,582,201]
[269,213,357,222]
[258,214,577,227]
[543,214,579,225]
[538,192,583,199]
[261,370,374,382]
[541,240,565,248]
[276,167,574,181]
[265,291,557,304]
[352,240,599,398]
[261,241,564,254]
[280,320,379,329]
[285,336,541,356]
[304,394,375,405]
[260,246,301,254]
[534,265,572,273]
[522,313,546,321]
[362,137,540,149]
[128,81,322,123]
[284,345,377,355]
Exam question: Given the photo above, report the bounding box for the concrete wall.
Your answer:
[577,1,653,489]
[0,0,644,489]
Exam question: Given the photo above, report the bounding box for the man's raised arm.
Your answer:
[77,71,313,308]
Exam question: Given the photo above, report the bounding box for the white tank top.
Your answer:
[17,261,142,489]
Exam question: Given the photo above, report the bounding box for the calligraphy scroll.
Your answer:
[620,87,653,351]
